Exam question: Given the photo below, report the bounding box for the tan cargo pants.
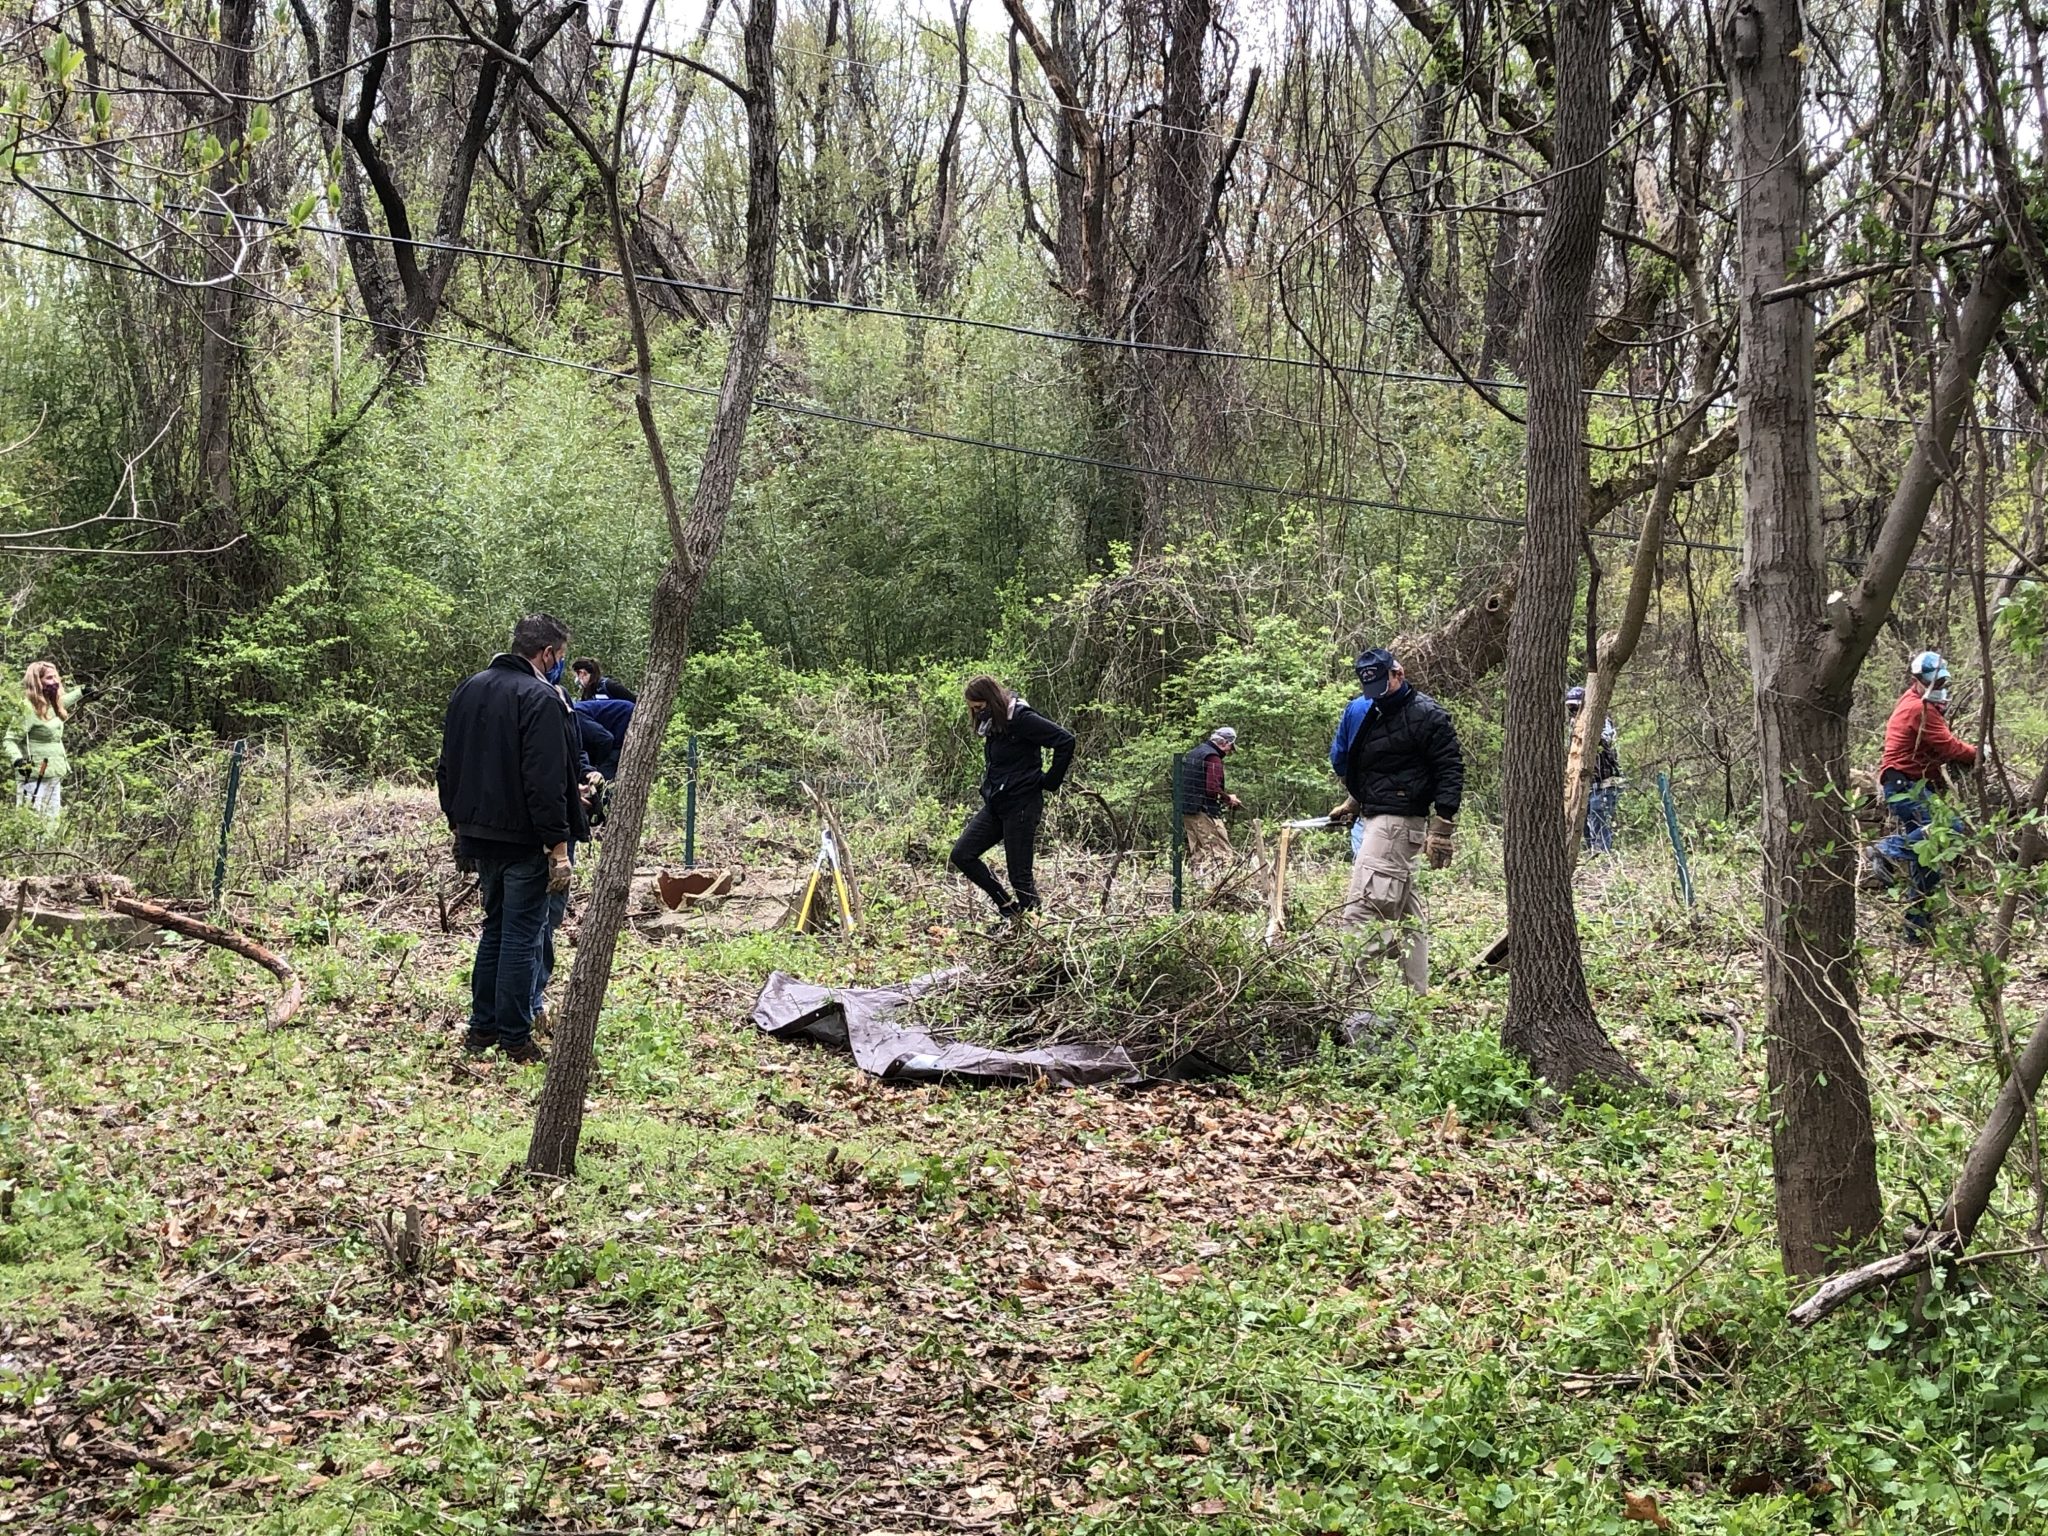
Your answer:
[1185,813,1232,873]
[1343,813,1429,993]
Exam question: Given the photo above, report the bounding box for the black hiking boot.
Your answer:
[503,1039,548,1065]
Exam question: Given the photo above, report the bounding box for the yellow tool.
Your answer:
[794,823,857,935]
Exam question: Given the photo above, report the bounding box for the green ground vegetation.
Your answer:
[4,787,2047,1534]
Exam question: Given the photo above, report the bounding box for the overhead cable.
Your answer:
[0,229,2011,583]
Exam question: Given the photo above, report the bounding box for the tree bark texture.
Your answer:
[197,0,256,525]
[1724,0,1882,1276]
[1498,0,1642,1097]
[1126,0,1217,558]
[527,0,780,1177]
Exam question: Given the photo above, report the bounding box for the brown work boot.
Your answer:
[503,1040,548,1066]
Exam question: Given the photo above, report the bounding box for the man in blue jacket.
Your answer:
[437,614,588,1063]
[1328,647,1465,993]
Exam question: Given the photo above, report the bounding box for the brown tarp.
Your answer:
[749,969,1142,1087]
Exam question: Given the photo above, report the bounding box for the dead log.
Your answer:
[1788,1233,1960,1327]
[108,895,305,1029]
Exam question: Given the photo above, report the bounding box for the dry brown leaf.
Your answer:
[1623,1490,1673,1530]
[966,1483,1017,1515]
[1189,1497,1227,1515]
[1129,1346,1157,1374]
[637,1390,675,1409]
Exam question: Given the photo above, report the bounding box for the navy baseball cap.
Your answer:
[1353,647,1399,697]
[1564,686,1587,707]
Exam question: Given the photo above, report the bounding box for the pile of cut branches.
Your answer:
[919,912,1379,1074]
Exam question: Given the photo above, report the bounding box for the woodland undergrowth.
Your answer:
[1,783,2046,1535]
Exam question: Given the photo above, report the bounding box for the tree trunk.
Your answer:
[197,0,256,525]
[1497,0,1642,1097]
[527,0,780,1177]
[1724,0,1882,1276]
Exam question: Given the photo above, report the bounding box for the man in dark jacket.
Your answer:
[1181,726,1242,873]
[438,614,589,1062]
[1328,647,1464,993]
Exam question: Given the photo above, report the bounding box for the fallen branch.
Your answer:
[1788,1232,1961,1327]
[108,895,304,1028]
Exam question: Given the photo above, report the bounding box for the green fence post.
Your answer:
[1169,753,1185,913]
[685,733,699,868]
[211,739,246,908]
[1658,770,1696,908]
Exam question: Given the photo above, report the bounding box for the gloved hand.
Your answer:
[1328,797,1358,825]
[548,846,573,894]
[1423,815,1456,870]
[11,758,29,781]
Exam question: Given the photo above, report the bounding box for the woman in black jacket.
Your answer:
[949,676,1074,920]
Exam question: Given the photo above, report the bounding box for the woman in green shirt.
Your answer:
[6,661,82,819]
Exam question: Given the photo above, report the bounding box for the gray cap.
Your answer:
[1210,726,1238,747]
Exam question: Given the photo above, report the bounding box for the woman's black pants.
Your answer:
[950,793,1043,913]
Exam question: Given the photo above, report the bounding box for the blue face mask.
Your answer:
[1926,687,1950,705]
[545,654,565,686]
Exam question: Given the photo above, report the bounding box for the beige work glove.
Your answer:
[548,845,573,894]
[1423,815,1456,870]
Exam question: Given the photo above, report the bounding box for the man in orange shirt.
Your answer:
[1872,649,1977,943]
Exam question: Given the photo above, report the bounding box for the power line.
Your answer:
[23,177,2036,437]
[0,229,2012,582]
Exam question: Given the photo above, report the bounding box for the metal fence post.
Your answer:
[211,739,246,908]
[685,732,699,868]
[1169,753,1184,913]
[1658,770,1696,908]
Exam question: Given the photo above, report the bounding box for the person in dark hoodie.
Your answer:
[437,614,590,1063]
[949,675,1075,923]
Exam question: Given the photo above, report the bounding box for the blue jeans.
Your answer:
[468,851,552,1048]
[532,887,570,1016]
[1876,772,1950,938]
[1584,784,1620,855]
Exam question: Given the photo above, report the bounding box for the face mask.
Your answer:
[545,654,566,685]
[1926,687,1949,705]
